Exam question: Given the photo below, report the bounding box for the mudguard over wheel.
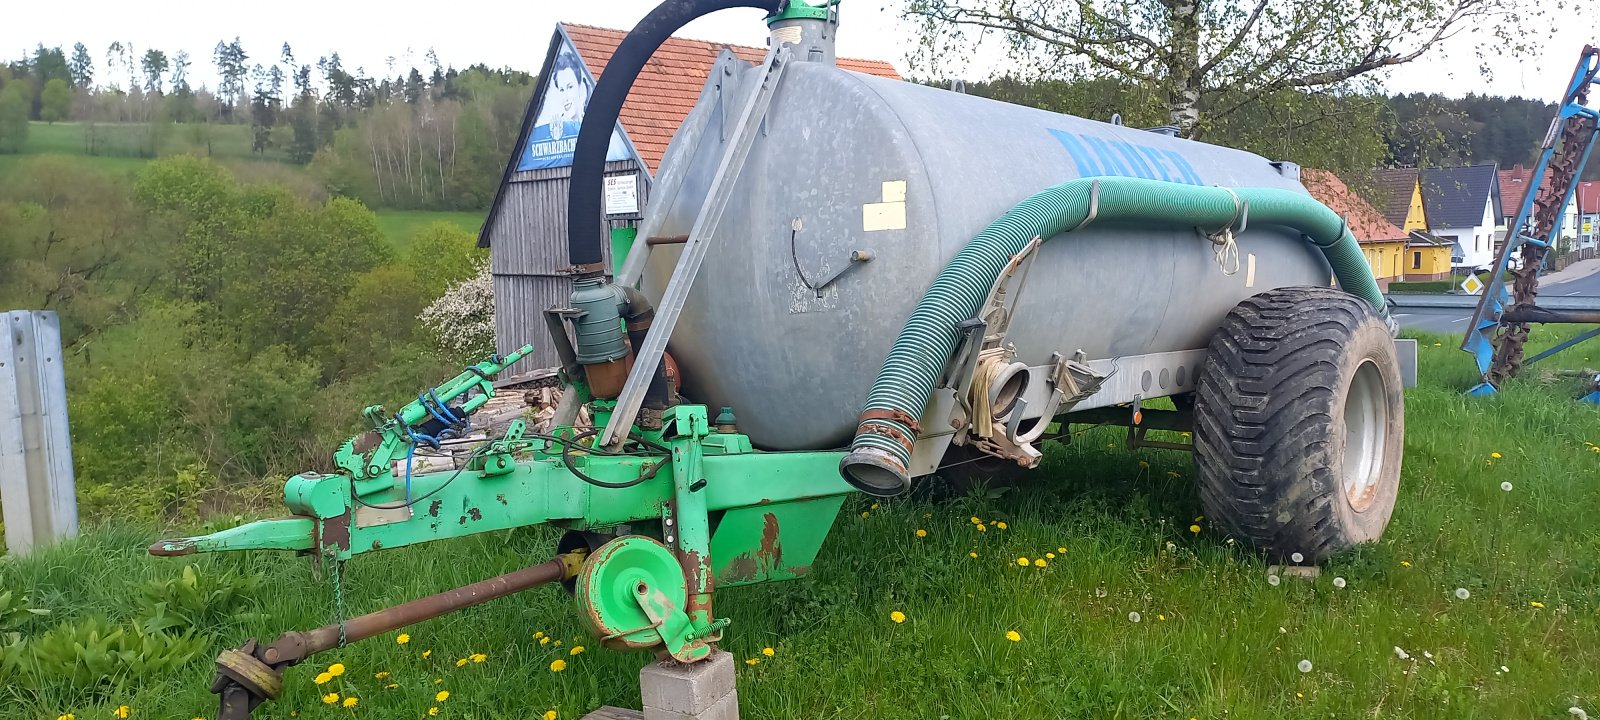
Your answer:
[1193,287,1404,562]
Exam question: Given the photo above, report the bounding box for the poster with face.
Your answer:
[516,39,632,171]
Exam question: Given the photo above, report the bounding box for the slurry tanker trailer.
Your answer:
[150,1,1413,715]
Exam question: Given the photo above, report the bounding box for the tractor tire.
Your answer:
[1193,287,1404,563]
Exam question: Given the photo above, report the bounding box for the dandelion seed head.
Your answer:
[1128,611,1141,623]
[1291,552,1304,563]
[1501,481,1513,491]
[1297,659,1313,673]
[1267,574,1281,586]
[1333,577,1347,588]
[1455,588,1471,599]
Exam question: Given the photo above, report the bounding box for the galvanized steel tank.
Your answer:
[640,53,1332,451]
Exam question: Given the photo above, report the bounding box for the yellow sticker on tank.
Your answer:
[864,202,907,231]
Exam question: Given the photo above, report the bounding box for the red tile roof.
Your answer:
[1578,181,1600,215]
[1302,169,1408,243]
[562,23,901,172]
[1498,166,1535,219]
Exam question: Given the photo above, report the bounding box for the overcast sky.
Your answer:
[6,0,1597,103]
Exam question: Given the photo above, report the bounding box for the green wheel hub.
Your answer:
[577,536,710,660]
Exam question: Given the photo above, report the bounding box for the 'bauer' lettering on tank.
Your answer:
[1048,129,1203,185]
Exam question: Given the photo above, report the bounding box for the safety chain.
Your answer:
[331,549,348,648]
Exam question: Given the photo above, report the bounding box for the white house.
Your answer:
[1422,164,1503,271]
[1500,166,1584,255]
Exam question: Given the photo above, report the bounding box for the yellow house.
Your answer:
[1374,168,1452,282]
[1303,170,1412,289]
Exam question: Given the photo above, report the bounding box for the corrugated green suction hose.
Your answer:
[839,176,1390,497]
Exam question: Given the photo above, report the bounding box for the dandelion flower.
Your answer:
[970,516,981,524]
[996,521,1008,530]
[428,708,439,717]
[544,712,559,720]
[396,633,411,645]
[1501,481,1514,491]
[57,715,75,720]
[1401,561,1412,567]
[745,658,760,666]
[328,663,346,677]
[570,646,586,656]
[554,640,563,646]
[1057,547,1067,554]
[342,697,359,709]
[1530,601,1545,608]
[322,693,340,705]
[1267,574,1281,586]
[534,631,546,639]
[435,691,450,703]
[374,671,390,680]
[915,529,927,538]
[1393,646,1409,660]
[1128,611,1142,623]
[1491,452,1502,459]
[1017,557,1030,566]
[969,552,978,558]
[1189,524,1201,534]
[761,647,775,657]
[1290,552,1304,563]
[976,524,987,532]
[1455,588,1471,599]
[890,610,907,624]
[1297,659,1313,673]
[422,650,432,659]
[384,684,398,690]
[861,511,870,518]
[1034,558,1047,567]
[870,503,879,510]
[1333,577,1347,588]
[471,653,487,663]
[1138,460,1149,468]
[1045,552,1055,559]
[550,659,568,672]
[455,658,469,667]
[540,636,551,645]
[314,672,333,685]
[1158,614,1166,621]
[113,710,131,720]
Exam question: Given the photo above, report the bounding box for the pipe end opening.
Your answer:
[840,450,912,497]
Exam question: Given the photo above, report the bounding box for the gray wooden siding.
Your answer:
[489,160,649,276]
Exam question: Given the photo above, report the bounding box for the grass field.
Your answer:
[2,329,1597,719]
[375,210,488,251]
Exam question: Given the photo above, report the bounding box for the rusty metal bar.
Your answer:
[646,235,690,246]
[213,553,583,720]
[1500,306,1600,325]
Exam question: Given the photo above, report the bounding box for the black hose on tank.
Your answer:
[566,0,784,271]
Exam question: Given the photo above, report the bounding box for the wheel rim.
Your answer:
[1342,360,1388,512]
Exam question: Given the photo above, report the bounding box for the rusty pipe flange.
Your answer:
[216,647,285,700]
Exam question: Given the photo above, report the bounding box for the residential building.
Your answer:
[1420,164,1503,271]
[1373,167,1453,280]
[1578,181,1599,250]
[1303,169,1442,289]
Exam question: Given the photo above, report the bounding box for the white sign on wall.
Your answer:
[604,175,639,215]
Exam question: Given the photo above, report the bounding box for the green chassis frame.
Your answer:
[152,359,854,660]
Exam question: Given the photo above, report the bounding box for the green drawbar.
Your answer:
[839,176,1389,497]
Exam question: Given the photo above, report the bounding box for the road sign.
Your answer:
[1460,274,1484,295]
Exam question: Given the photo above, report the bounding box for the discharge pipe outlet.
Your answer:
[571,277,632,398]
[840,176,1390,497]
[566,0,784,270]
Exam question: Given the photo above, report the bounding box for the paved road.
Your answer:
[1394,267,1600,335]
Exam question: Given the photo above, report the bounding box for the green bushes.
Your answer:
[0,154,486,522]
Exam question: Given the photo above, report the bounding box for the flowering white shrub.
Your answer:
[419,261,496,361]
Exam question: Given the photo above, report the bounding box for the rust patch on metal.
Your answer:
[758,512,783,567]
[495,494,508,505]
[428,500,442,517]
[468,507,482,522]
[859,408,922,434]
[351,431,382,454]
[722,557,759,583]
[321,513,351,552]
